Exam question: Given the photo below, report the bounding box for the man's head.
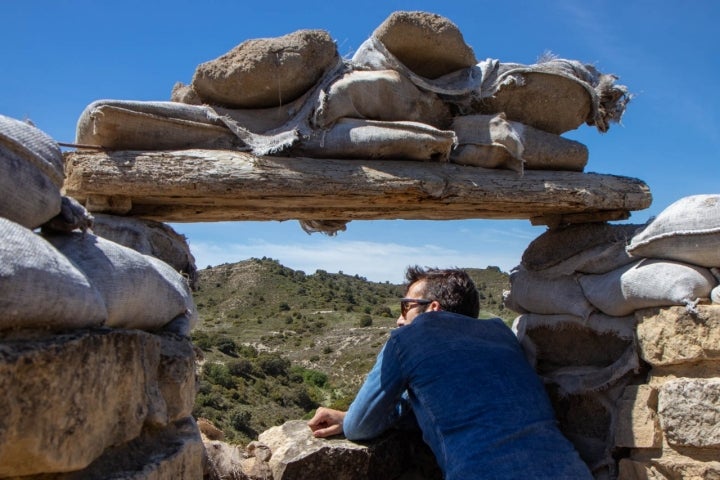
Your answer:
[397,266,480,326]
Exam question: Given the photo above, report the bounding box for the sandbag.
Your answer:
[40,195,94,234]
[473,58,631,134]
[76,97,312,155]
[535,241,635,278]
[522,223,642,271]
[0,144,62,229]
[43,232,198,331]
[579,259,717,317]
[367,11,477,79]
[0,218,107,330]
[290,118,456,161]
[75,100,244,151]
[91,214,198,290]
[514,313,638,395]
[313,69,451,129]
[192,29,339,108]
[0,115,64,228]
[450,113,524,172]
[626,194,720,268]
[504,267,595,319]
[451,113,589,172]
[0,114,64,186]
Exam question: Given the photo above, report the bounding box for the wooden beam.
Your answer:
[63,149,652,225]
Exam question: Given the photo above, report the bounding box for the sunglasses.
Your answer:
[400,297,432,316]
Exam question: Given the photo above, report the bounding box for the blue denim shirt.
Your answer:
[343,312,592,480]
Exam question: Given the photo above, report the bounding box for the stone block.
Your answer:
[618,455,720,480]
[615,385,661,448]
[658,377,720,448]
[157,333,197,423]
[256,420,441,480]
[0,328,196,477]
[636,305,720,366]
[18,417,205,479]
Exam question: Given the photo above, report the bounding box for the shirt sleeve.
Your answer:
[342,339,408,441]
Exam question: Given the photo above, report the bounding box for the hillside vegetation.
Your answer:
[191,257,512,444]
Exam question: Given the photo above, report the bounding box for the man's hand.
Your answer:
[307,407,347,438]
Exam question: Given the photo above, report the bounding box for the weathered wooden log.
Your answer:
[63,149,652,225]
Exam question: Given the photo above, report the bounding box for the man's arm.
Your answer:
[340,341,408,441]
[307,341,408,441]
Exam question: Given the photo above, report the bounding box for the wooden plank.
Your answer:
[63,149,652,224]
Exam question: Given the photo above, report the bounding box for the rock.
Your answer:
[197,418,224,441]
[192,29,339,108]
[257,420,441,480]
[42,417,204,479]
[0,328,196,477]
[615,385,661,449]
[157,333,198,422]
[636,305,720,366]
[619,452,720,480]
[372,11,477,79]
[659,378,720,448]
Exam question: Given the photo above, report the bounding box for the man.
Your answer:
[308,266,592,479]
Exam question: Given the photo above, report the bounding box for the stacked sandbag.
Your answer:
[0,114,63,229]
[505,223,643,478]
[506,195,720,479]
[75,10,628,174]
[91,213,199,291]
[0,116,203,477]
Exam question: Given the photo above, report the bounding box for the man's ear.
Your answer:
[427,300,442,312]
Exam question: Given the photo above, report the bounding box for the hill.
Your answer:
[190,257,512,444]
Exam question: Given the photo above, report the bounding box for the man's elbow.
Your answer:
[342,417,379,442]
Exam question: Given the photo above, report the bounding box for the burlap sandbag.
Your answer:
[369,11,477,79]
[451,113,589,172]
[514,313,638,395]
[313,69,451,129]
[522,223,642,271]
[473,58,631,134]
[290,118,456,161]
[450,113,524,172]
[579,258,717,317]
[0,218,107,330]
[192,29,339,108]
[0,114,64,185]
[504,266,595,319]
[534,241,635,278]
[76,97,316,155]
[0,144,62,229]
[0,115,64,228]
[91,214,198,291]
[76,100,244,151]
[43,232,198,331]
[627,194,720,268]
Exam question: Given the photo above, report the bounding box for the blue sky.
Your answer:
[3,1,718,283]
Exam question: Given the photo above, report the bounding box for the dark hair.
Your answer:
[404,266,480,318]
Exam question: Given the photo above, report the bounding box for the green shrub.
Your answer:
[257,353,290,376]
[227,358,255,378]
[216,337,238,357]
[358,315,373,327]
[191,331,213,351]
[203,363,235,389]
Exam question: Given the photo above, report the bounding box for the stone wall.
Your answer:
[617,305,720,479]
[0,328,202,478]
